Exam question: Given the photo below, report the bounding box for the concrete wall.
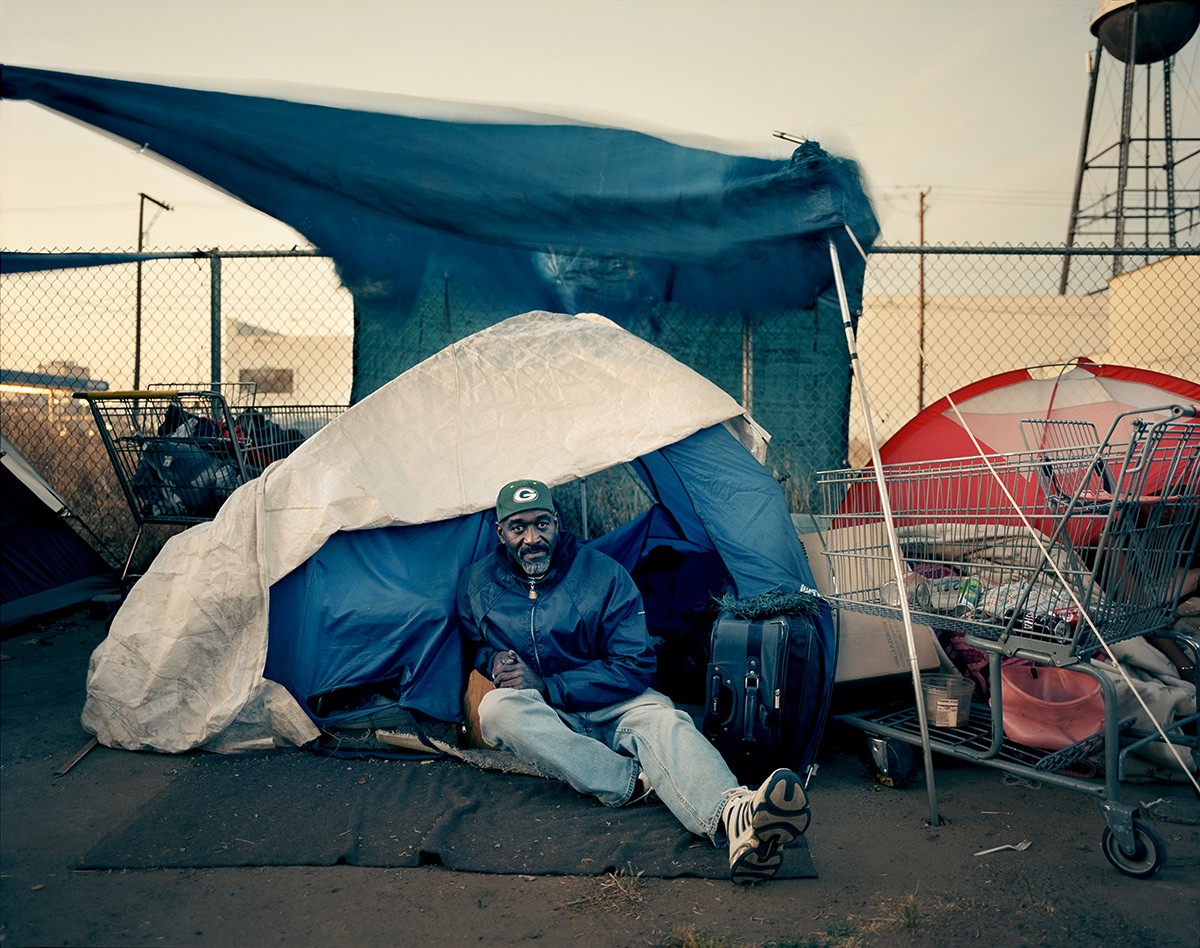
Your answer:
[1100,255,1200,380]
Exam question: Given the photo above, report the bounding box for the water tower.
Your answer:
[1060,0,1200,292]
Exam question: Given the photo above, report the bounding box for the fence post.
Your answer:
[741,311,753,413]
[209,249,222,386]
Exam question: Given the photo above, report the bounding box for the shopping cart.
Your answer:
[74,388,346,581]
[812,404,1199,877]
[233,402,345,466]
[145,383,346,467]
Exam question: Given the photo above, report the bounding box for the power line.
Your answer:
[875,186,1070,208]
[3,199,256,215]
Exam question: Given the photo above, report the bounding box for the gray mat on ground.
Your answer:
[82,751,816,878]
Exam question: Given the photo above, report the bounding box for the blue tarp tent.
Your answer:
[79,312,834,763]
[1,435,119,628]
[265,423,826,745]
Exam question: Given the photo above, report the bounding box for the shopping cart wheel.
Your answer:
[863,736,916,789]
[1100,817,1166,878]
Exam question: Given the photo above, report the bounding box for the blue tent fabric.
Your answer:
[1,439,120,628]
[1,66,877,392]
[266,514,497,728]
[266,423,835,743]
[638,425,816,598]
[0,474,118,628]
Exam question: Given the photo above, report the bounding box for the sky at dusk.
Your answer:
[2,0,1196,252]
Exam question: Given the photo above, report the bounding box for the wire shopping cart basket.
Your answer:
[74,388,346,581]
[812,404,1199,877]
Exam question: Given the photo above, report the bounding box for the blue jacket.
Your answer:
[457,530,656,712]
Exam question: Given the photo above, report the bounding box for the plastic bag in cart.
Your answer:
[132,440,241,518]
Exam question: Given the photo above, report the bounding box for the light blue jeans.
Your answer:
[478,686,741,842]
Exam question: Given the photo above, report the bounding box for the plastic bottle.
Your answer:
[926,576,966,613]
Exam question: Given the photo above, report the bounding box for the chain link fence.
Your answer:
[851,246,1198,468]
[2,245,1196,571]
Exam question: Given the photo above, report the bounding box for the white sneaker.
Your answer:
[725,768,812,884]
[725,788,783,883]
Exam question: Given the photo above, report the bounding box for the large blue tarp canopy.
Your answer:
[3,63,877,505]
[1,66,877,389]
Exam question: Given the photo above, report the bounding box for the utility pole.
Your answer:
[917,188,929,411]
[134,192,173,390]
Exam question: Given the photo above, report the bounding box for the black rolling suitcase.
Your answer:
[702,611,831,785]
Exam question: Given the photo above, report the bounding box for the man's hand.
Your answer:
[491,649,545,693]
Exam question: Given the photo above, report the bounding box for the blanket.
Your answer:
[81,751,818,878]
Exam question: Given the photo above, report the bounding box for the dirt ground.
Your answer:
[2,607,1197,948]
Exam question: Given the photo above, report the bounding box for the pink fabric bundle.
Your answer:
[999,665,1103,750]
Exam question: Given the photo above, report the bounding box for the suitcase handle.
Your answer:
[704,669,762,742]
[708,666,739,732]
[708,669,726,720]
[742,660,759,743]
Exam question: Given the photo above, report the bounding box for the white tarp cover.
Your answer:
[82,312,762,753]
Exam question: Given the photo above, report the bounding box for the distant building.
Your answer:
[225,318,352,406]
[0,366,107,427]
[1100,255,1199,380]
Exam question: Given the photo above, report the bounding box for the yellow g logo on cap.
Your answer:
[513,487,540,503]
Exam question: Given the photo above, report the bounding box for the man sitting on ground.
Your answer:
[457,478,812,883]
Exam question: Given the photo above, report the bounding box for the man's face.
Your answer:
[498,509,559,577]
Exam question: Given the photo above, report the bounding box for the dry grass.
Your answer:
[3,397,142,568]
[1019,872,1057,915]
[656,927,741,948]
[656,924,852,948]
[553,464,654,541]
[800,886,1062,946]
[564,865,647,916]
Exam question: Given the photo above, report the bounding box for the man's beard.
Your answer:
[522,557,551,577]
[512,543,552,577]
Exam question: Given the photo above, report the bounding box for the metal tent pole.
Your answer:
[828,236,941,826]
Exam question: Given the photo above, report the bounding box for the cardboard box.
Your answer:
[800,528,941,682]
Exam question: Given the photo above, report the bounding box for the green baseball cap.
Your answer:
[495,478,554,522]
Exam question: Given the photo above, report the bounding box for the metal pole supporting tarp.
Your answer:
[827,236,941,826]
[209,250,222,388]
